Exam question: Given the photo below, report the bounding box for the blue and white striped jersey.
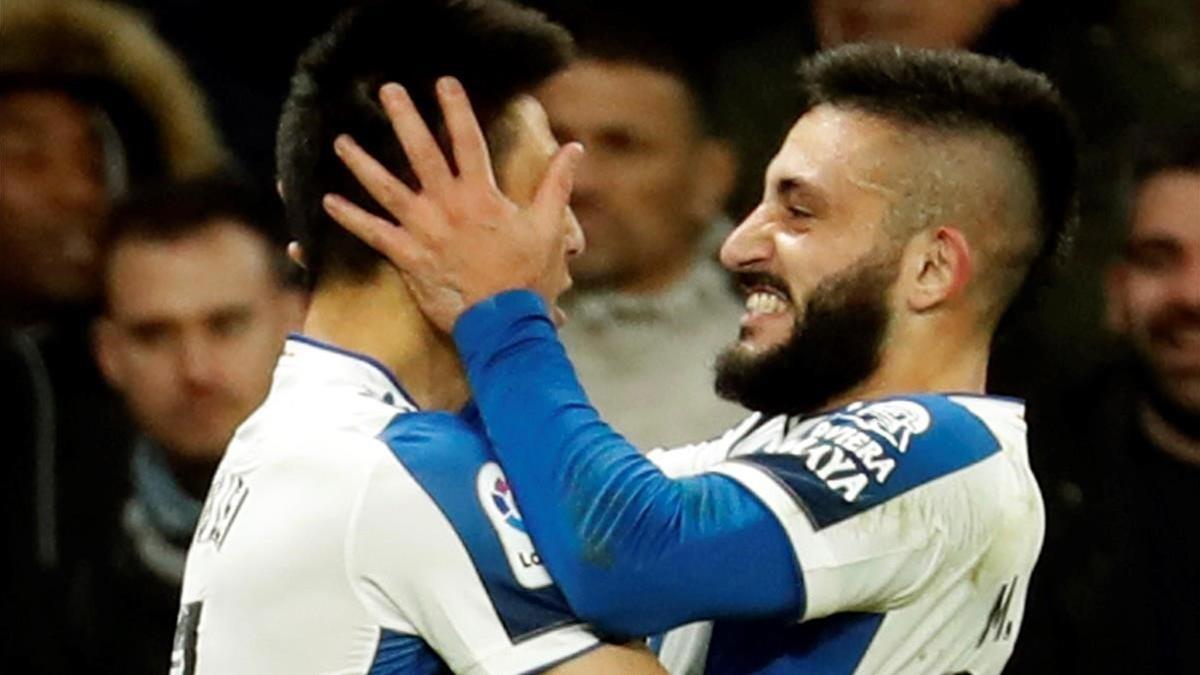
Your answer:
[650,394,1043,675]
[173,336,599,675]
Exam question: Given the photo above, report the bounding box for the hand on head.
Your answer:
[323,77,584,332]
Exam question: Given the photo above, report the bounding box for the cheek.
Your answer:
[225,327,287,389]
[121,358,183,409]
[1123,276,1170,325]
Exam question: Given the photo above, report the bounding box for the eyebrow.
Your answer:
[774,176,830,212]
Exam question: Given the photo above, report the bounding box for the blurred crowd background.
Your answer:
[2,0,1197,672]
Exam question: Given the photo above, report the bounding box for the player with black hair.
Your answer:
[175,1,664,673]
[328,43,1078,674]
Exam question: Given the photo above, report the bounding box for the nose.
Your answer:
[720,203,774,272]
[177,333,222,389]
[49,149,107,217]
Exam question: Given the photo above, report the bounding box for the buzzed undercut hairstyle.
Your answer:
[276,0,573,286]
[797,44,1079,329]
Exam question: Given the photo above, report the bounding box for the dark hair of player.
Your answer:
[276,0,573,287]
[797,44,1080,330]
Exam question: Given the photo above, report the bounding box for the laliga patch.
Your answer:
[477,462,552,590]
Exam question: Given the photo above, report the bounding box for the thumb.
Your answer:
[531,142,584,229]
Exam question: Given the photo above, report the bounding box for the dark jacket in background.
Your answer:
[1008,355,1200,674]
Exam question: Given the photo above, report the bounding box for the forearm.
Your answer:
[453,291,803,635]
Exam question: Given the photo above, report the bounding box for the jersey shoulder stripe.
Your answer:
[378,411,580,643]
[726,394,1002,529]
[369,629,449,674]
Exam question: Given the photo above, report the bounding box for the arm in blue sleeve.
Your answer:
[452,290,805,636]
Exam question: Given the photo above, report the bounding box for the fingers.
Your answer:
[322,192,420,268]
[531,142,585,229]
[334,134,419,223]
[379,83,454,195]
[435,77,495,188]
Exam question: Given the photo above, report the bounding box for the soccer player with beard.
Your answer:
[324,45,1077,673]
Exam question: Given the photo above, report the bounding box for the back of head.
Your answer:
[276,0,573,287]
[796,44,1079,332]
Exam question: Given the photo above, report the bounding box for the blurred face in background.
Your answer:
[813,0,1019,49]
[536,58,734,294]
[1108,170,1200,415]
[95,219,303,465]
[0,89,111,310]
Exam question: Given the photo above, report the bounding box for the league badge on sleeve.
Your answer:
[477,462,553,590]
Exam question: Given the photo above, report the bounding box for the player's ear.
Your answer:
[92,317,125,388]
[287,241,308,270]
[906,226,972,312]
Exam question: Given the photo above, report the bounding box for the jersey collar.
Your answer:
[282,333,419,411]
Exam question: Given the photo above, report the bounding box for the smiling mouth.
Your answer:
[745,288,790,317]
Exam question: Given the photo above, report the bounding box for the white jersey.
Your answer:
[173,336,599,675]
[648,394,1043,675]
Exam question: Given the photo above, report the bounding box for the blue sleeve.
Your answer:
[452,290,804,636]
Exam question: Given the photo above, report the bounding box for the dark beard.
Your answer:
[714,252,899,417]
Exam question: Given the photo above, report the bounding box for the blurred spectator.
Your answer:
[1009,124,1200,674]
[781,1,1198,390]
[811,0,1019,50]
[530,4,747,448]
[84,175,302,672]
[0,0,223,669]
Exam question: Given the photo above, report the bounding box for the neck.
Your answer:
[823,314,991,410]
[302,266,468,412]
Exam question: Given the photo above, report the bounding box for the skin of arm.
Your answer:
[549,643,666,675]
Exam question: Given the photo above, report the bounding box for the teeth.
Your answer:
[746,292,789,316]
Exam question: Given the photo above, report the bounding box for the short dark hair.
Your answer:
[1132,122,1200,183]
[796,44,1080,330]
[105,172,297,289]
[524,1,720,133]
[276,0,573,286]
